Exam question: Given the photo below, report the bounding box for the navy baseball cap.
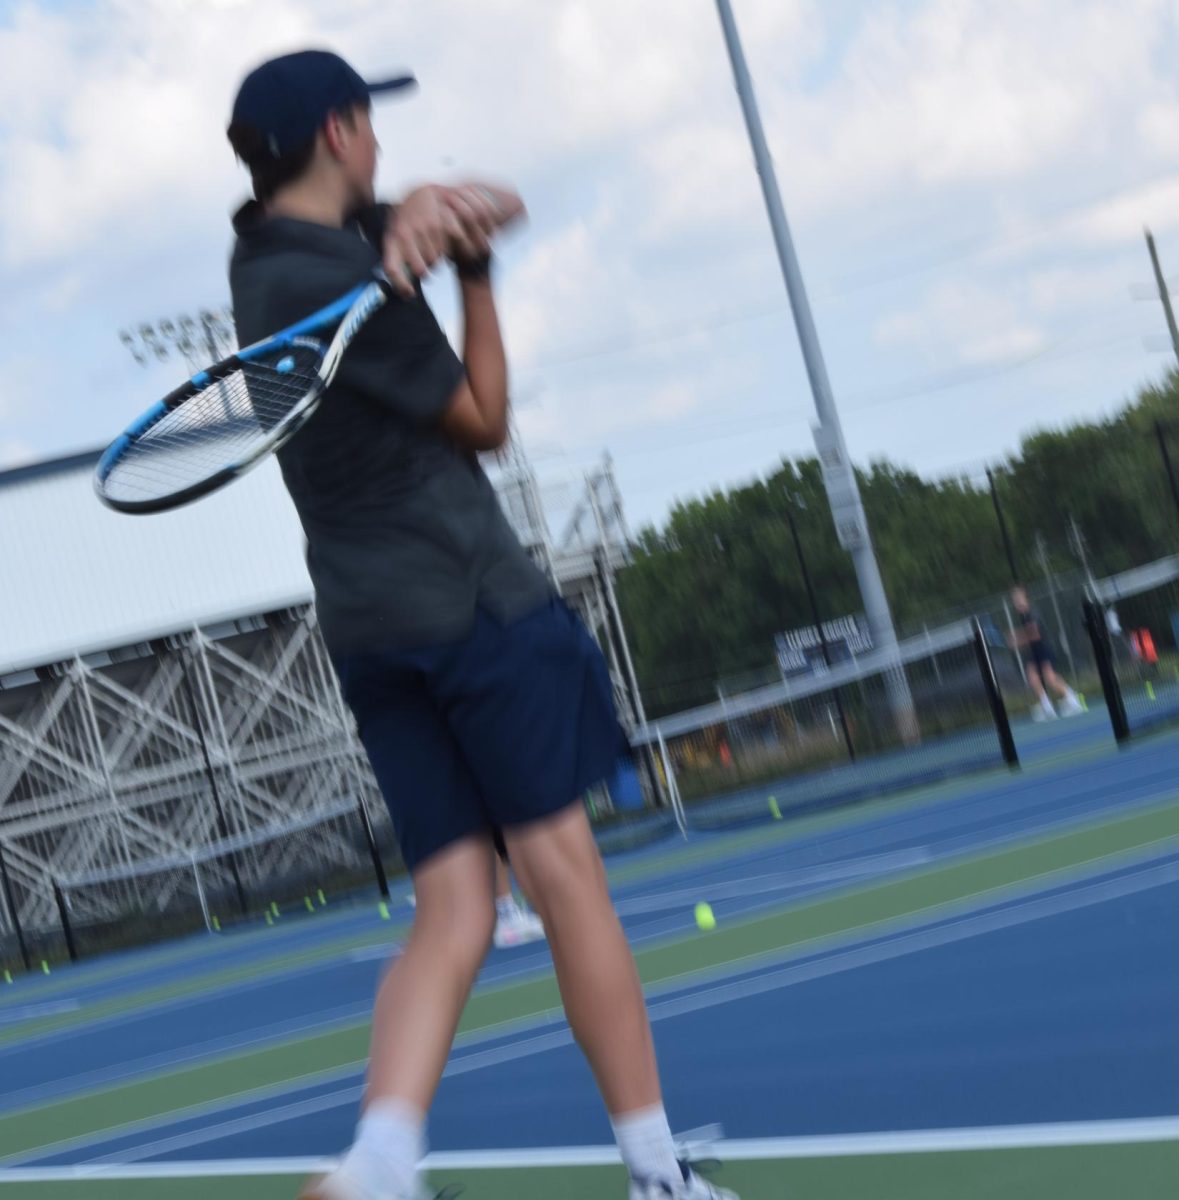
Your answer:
[229,49,416,161]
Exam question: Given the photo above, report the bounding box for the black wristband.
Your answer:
[455,253,493,281]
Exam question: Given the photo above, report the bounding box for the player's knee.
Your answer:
[412,891,495,964]
[509,812,608,918]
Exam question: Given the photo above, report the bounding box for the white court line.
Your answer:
[612,849,932,916]
[2,1117,1178,1182]
[19,854,1179,1169]
[0,1000,81,1027]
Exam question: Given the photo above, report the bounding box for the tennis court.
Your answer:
[2,711,1178,1198]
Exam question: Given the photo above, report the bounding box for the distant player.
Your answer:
[226,49,735,1200]
[493,856,545,948]
[1009,586,1084,720]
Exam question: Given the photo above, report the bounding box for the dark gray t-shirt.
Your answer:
[228,201,552,653]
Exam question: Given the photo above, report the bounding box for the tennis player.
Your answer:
[226,50,736,1200]
[1009,586,1084,720]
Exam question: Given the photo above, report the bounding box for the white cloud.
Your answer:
[1,0,1178,529]
[874,279,1047,369]
[1070,176,1179,244]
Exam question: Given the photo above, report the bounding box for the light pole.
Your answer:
[119,308,235,371]
[712,0,915,734]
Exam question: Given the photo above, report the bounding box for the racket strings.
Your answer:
[102,345,323,503]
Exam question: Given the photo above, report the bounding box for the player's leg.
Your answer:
[505,806,733,1198]
[304,656,498,1200]
[504,806,659,1111]
[493,852,546,948]
[449,602,736,1197]
[1041,663,1084,715]
[367,836,497,1108]
[1025,661,1056,719]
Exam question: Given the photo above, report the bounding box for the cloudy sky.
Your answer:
[2,0,1179,530]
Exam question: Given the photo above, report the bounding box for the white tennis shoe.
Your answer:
[629,1162,740,1199]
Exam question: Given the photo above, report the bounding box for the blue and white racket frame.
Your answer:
[95,270,394,514]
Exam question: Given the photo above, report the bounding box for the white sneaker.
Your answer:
[493,906,546,948]
[299,1169,446,1200]
[1060,694,1085,717]
[629,1163,740,1199]
[1031,703,1057,722]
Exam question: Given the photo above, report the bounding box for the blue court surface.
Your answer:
[1,710,1178,1198]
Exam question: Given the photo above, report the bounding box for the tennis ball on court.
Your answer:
[694,902,717,932]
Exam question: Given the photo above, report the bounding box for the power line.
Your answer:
[517,172,1179,378]
[523,322,1147,470]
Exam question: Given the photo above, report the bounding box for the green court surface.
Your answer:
[3,731,1179,1199]
[3,1140,1179,1199]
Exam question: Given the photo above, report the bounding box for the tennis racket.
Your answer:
[94,269,395,513]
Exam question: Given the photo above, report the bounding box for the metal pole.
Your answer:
[1156,420,1179,527]
[971,618,1019,769]
[1145,228,1179,363]
[1083,599,1130,744]
[712,0,912,731]
[986,467,1020,583]
[1068,514,1097,592]
[178,648,248,915]
[0,839,31,970]
[52,881,79,962]
[1034,534,1076,675]
[588,487,647,728]
[785,505,855,760]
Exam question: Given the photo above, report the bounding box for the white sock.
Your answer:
[341,1098,424,1196]
[612,1104,681,1185]
[496,894,520,921]
[1040,694,1056,716]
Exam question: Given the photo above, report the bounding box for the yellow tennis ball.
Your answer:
[694,902,717,931]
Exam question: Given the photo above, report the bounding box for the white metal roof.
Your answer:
[0,448,629,678]
[0,450,312,675]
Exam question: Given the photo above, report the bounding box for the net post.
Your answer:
[355,793,390,898]
[191,856,213,934]
[655,728,688,839]
[1082,599,1130,743]
[971,617,1019,769]
[0,840,31,971]
[53,880,78,963]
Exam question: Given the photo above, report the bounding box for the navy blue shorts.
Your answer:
[332,600,626,872]
[1025,641,1056,672]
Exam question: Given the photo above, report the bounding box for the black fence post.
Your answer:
[355,793,390,898]
[1082,599,1130,744]
[987,467,1020,584]
[53,881,78,963]
[0,840,31,971]
[1156,420,1179,529]
[971,618,1019,769]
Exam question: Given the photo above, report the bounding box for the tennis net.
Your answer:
[632,618,1018,833]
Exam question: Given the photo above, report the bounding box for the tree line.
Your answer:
[616,370,1179,716]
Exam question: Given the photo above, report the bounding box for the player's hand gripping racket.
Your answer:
[94,270,396,513]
